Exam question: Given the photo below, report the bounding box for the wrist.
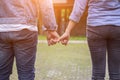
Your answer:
[65,29,71,35]
[46,30,56,33]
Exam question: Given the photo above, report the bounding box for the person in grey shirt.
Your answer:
[0,0,59,80]
[59,0,120,80]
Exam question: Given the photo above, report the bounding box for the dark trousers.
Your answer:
[87,26,120,80]
[0,29,38,80]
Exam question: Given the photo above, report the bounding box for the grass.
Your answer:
[36,43,90,67]
[35,43,91,80]
[10,42,92,80]
[10,35,108,80]
[38,35,87,40]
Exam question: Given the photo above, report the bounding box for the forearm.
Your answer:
[69,0,88,23]
[66,0,88,34]
[65,20,77,34]
[39,0,57,31]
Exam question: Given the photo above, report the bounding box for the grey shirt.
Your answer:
[70,0,120,26]
[0,0,57,32]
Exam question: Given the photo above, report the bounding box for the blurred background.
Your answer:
[38,0,88,36]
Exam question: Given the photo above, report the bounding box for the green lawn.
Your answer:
[10,41,110,80]
[10,42,92,80]
[35,43,91,80]
[38,35,87,40]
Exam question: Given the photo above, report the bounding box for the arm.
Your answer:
[59,0,88,45]
[69,0,88,23]
[59,20,77,45]
[39,0,57,31]
[39,0,59,46]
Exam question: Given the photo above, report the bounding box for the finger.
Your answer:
[61,40,66,45]
[48,38,58,46]
[47,40,51,46]
[58,36,64,42]
[47,36,51,46]
[55,38,60,43]
[57,38,61,43]
[61,40,68,45]
[64,40,68,45]
[47,39,55,46]
[50,39,57,45]
[49,39,53,45]
[54,35,60,43]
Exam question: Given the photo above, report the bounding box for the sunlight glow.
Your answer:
[53,0,67,3]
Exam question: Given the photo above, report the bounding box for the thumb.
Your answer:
[58,35,65,42]
[57,37,61,43]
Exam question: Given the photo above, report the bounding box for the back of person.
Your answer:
[0,0,59,80]
[0,0,38,25]
[60,0,120,80]
[88,0,120,26]
[87,0,120,80]
[0,0,57,32]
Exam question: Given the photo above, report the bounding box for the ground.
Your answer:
[10,39,109,80]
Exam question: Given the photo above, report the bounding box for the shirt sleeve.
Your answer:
[39,0,58,31]
[69,0,88,23]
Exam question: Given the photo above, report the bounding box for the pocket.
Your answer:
[86,26,104,40]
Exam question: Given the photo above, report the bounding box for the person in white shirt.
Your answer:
[0,0,59,80]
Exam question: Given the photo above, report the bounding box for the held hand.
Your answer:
[46,31,60,46]
[58,20,76,45]
[59,32,70,45]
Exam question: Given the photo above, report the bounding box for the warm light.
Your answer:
[53,0,67,3]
